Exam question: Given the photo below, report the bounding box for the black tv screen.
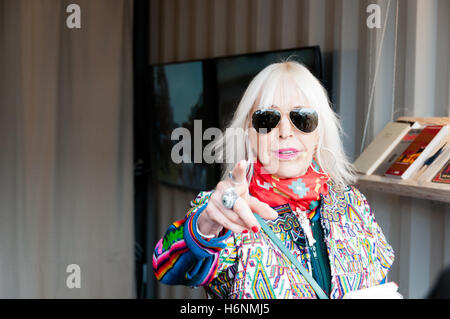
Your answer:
[150,46,323,191]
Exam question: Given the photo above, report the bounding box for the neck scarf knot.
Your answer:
[249,158,330,220]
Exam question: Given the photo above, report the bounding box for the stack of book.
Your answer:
[353,120,450,184]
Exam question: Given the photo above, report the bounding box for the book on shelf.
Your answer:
[353,122,412,175]
[384,125,449,179]
[373,126,423,176]
[432,159,450,184]
[414,133,450,182]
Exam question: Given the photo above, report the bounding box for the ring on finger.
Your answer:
[222,187,239,210]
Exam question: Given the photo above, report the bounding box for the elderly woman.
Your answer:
[152,61,395,299]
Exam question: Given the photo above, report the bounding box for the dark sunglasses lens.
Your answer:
[289,109,318,133]
[252,109,281,134]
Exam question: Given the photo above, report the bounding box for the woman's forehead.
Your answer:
[256,88,310,108]
[260,77,309,106]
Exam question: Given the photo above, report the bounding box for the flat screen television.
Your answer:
[150,46,323,191]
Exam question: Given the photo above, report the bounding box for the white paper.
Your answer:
[343,282,403,299]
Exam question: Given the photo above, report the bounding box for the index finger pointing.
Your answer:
[230,159,248,185]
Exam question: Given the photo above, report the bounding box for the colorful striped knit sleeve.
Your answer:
[152,190,233,287]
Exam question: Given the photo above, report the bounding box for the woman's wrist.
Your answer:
[196,220,216,239]
[196,212,223,238]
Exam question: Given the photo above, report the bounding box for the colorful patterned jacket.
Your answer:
[152,182,395,299]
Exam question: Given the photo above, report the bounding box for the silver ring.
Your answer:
[222,187,239,210]
[228,171,243,186]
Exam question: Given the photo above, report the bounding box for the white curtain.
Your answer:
[0,0,134,298]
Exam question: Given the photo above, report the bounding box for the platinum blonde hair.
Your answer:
[210,60,357,191]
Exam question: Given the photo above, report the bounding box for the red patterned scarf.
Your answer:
[249,158,330,219]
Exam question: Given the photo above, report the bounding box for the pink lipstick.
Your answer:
[275,148,301,160]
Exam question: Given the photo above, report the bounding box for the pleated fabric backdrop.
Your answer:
[149,0,450,299]
[0,0,134,298]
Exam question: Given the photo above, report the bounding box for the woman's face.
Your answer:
[248,80,319,179]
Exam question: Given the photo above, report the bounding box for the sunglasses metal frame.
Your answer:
[251,106,319,134]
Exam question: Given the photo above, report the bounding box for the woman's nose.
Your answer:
[278,115,294,138]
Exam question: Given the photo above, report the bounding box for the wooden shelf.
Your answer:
[356,174,450,203]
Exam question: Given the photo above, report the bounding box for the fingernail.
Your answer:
[251,226,259,233]
[242,229,248,234]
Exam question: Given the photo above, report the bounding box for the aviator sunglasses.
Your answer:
[251,107,319,134]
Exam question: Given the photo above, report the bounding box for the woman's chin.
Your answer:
[271,161,309,179]
[258,155,310,178]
